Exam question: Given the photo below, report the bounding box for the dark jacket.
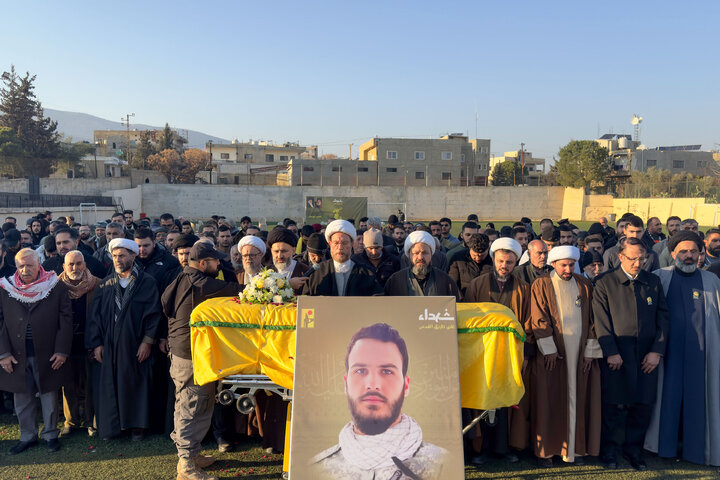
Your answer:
[513,262,551,286]
[351,251,400,287]
[137,244,180,295]
[384,243,403,258]
[302,260,383,296]
[270,261,310,295]
[400,250,449,272]
[384,267,461,301]
[0,281,73,394]
[161,266,239,360]
[592,267,669,404]
[448,253,493,296]
[43,252,107,279]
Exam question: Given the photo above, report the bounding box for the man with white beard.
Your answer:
[302,220,383,297]
[236,235,266,285]
[267,226,309,295]
[384,231,459,299]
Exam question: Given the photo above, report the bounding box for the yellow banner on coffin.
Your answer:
[190,299,296,389]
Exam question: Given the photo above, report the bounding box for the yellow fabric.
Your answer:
[191,300,524,409]
[456,302,525,410]
[190,298,295,389]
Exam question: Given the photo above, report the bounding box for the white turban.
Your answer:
[325,219,357,243]
[547,245,580,264]
[404,231,436,257]
[238,235,266,255]
[490,237,522,260]
[108,238,139,255]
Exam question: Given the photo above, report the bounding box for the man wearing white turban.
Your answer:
[384,231,460,299]
[237,235,267,285]
[463,237,531,465]
[302,220,383,297]
[528,244,603,466]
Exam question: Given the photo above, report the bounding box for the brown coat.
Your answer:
[464,271,532,450]
[529,273,601,459]
[0,281,73,393]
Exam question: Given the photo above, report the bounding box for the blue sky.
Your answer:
[2,1,717,160]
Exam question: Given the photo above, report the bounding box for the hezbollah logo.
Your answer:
[301,309,315,328]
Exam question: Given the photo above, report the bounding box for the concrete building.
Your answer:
[205,139,312,185]
[354,134,491,186]
[488,150,546,186]
[596,134,717,176]
[94,129,186,158]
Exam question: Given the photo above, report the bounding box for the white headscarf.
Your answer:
[404,231,436,257]
[108,238,139,255]
[489,237,522,260]
[238,235,267,255]
[547,245,580,264]
[325,219,357,243]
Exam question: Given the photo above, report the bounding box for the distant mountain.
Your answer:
[44,108,228,149]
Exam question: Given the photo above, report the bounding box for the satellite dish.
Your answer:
[631,114,643,125]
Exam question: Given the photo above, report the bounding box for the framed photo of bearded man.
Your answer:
[290,296,464,480]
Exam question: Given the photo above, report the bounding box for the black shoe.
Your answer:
[8,440,38,455]
[623,453,647,471]
[470,452,490,466]
[130,429,145,442]
[573,456,585,466]
[601,455,618,469]
[46,438,60,452]
[217,437,232,453]
[504,452,519,463]
[537,457,553,467]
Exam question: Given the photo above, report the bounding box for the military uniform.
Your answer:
[310,441,447,480]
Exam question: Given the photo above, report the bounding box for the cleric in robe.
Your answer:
[385,231,460,300]
[644,231,720,466]
[310,323,448,479]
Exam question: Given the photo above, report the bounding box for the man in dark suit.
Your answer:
[302,220,383,297]
[592,237,669,471]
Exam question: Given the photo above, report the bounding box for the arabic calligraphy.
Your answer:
[417,308,455,323]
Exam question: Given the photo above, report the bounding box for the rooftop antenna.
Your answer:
[631,114,643,142]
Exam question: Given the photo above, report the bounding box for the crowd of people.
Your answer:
[0,209,718,479]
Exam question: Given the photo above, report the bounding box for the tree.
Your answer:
[133,130,157,169]
[555,140,612,190]
[490,159,528,186]
[146,148,211,184]
[157,123,176,152]
[0,65,60,176]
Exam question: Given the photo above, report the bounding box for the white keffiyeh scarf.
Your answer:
[338,414,423,470]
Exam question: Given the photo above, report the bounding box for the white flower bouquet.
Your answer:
[237,268,296,304]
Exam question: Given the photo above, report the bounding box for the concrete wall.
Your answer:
[560,188,585,221]
[611,197,705,224]
[40,177,132,196]
[0,179,30,193]
[110,184,569,221]
[583,194,614,221]
[0,206,117,227]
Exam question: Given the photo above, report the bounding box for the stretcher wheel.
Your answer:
[236,393,256,414]
[217,389,234,406]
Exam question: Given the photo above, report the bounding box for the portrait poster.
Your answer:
[290,296,464,479]
[304,196,367,224]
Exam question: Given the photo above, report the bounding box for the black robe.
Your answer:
[85,270,161,438]
[301,260,383,296]
[384,267,460,300]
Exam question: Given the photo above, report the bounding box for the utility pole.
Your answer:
[121,113,135,167]
[520,142,525,186]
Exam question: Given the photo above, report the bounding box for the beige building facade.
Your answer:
[488,150,546,186]
[206,140,312,185]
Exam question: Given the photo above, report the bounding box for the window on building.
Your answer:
[220,153,230,160]
[461,154,465,162]
[461,169,466,177]
[266,154,274,162]
[358,167,369,172]
[442,172,452,180]
[415,171,425,179]
[332,166,342,172]
[442,151,452,160]
[646,159,657,167]
[414,151,425,160]
[244,153,253,160]
[386,167,397,173]
[280,156,288,162]
[303,167,314,172]
[673,160,684,169]
[290,156,296,161]
[697,160,705,168]
[387,151,398,160]
[112,142,116,149]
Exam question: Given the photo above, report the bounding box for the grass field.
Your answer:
[1,414,719,479]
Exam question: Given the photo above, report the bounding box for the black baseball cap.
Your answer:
[189,242,226,261]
